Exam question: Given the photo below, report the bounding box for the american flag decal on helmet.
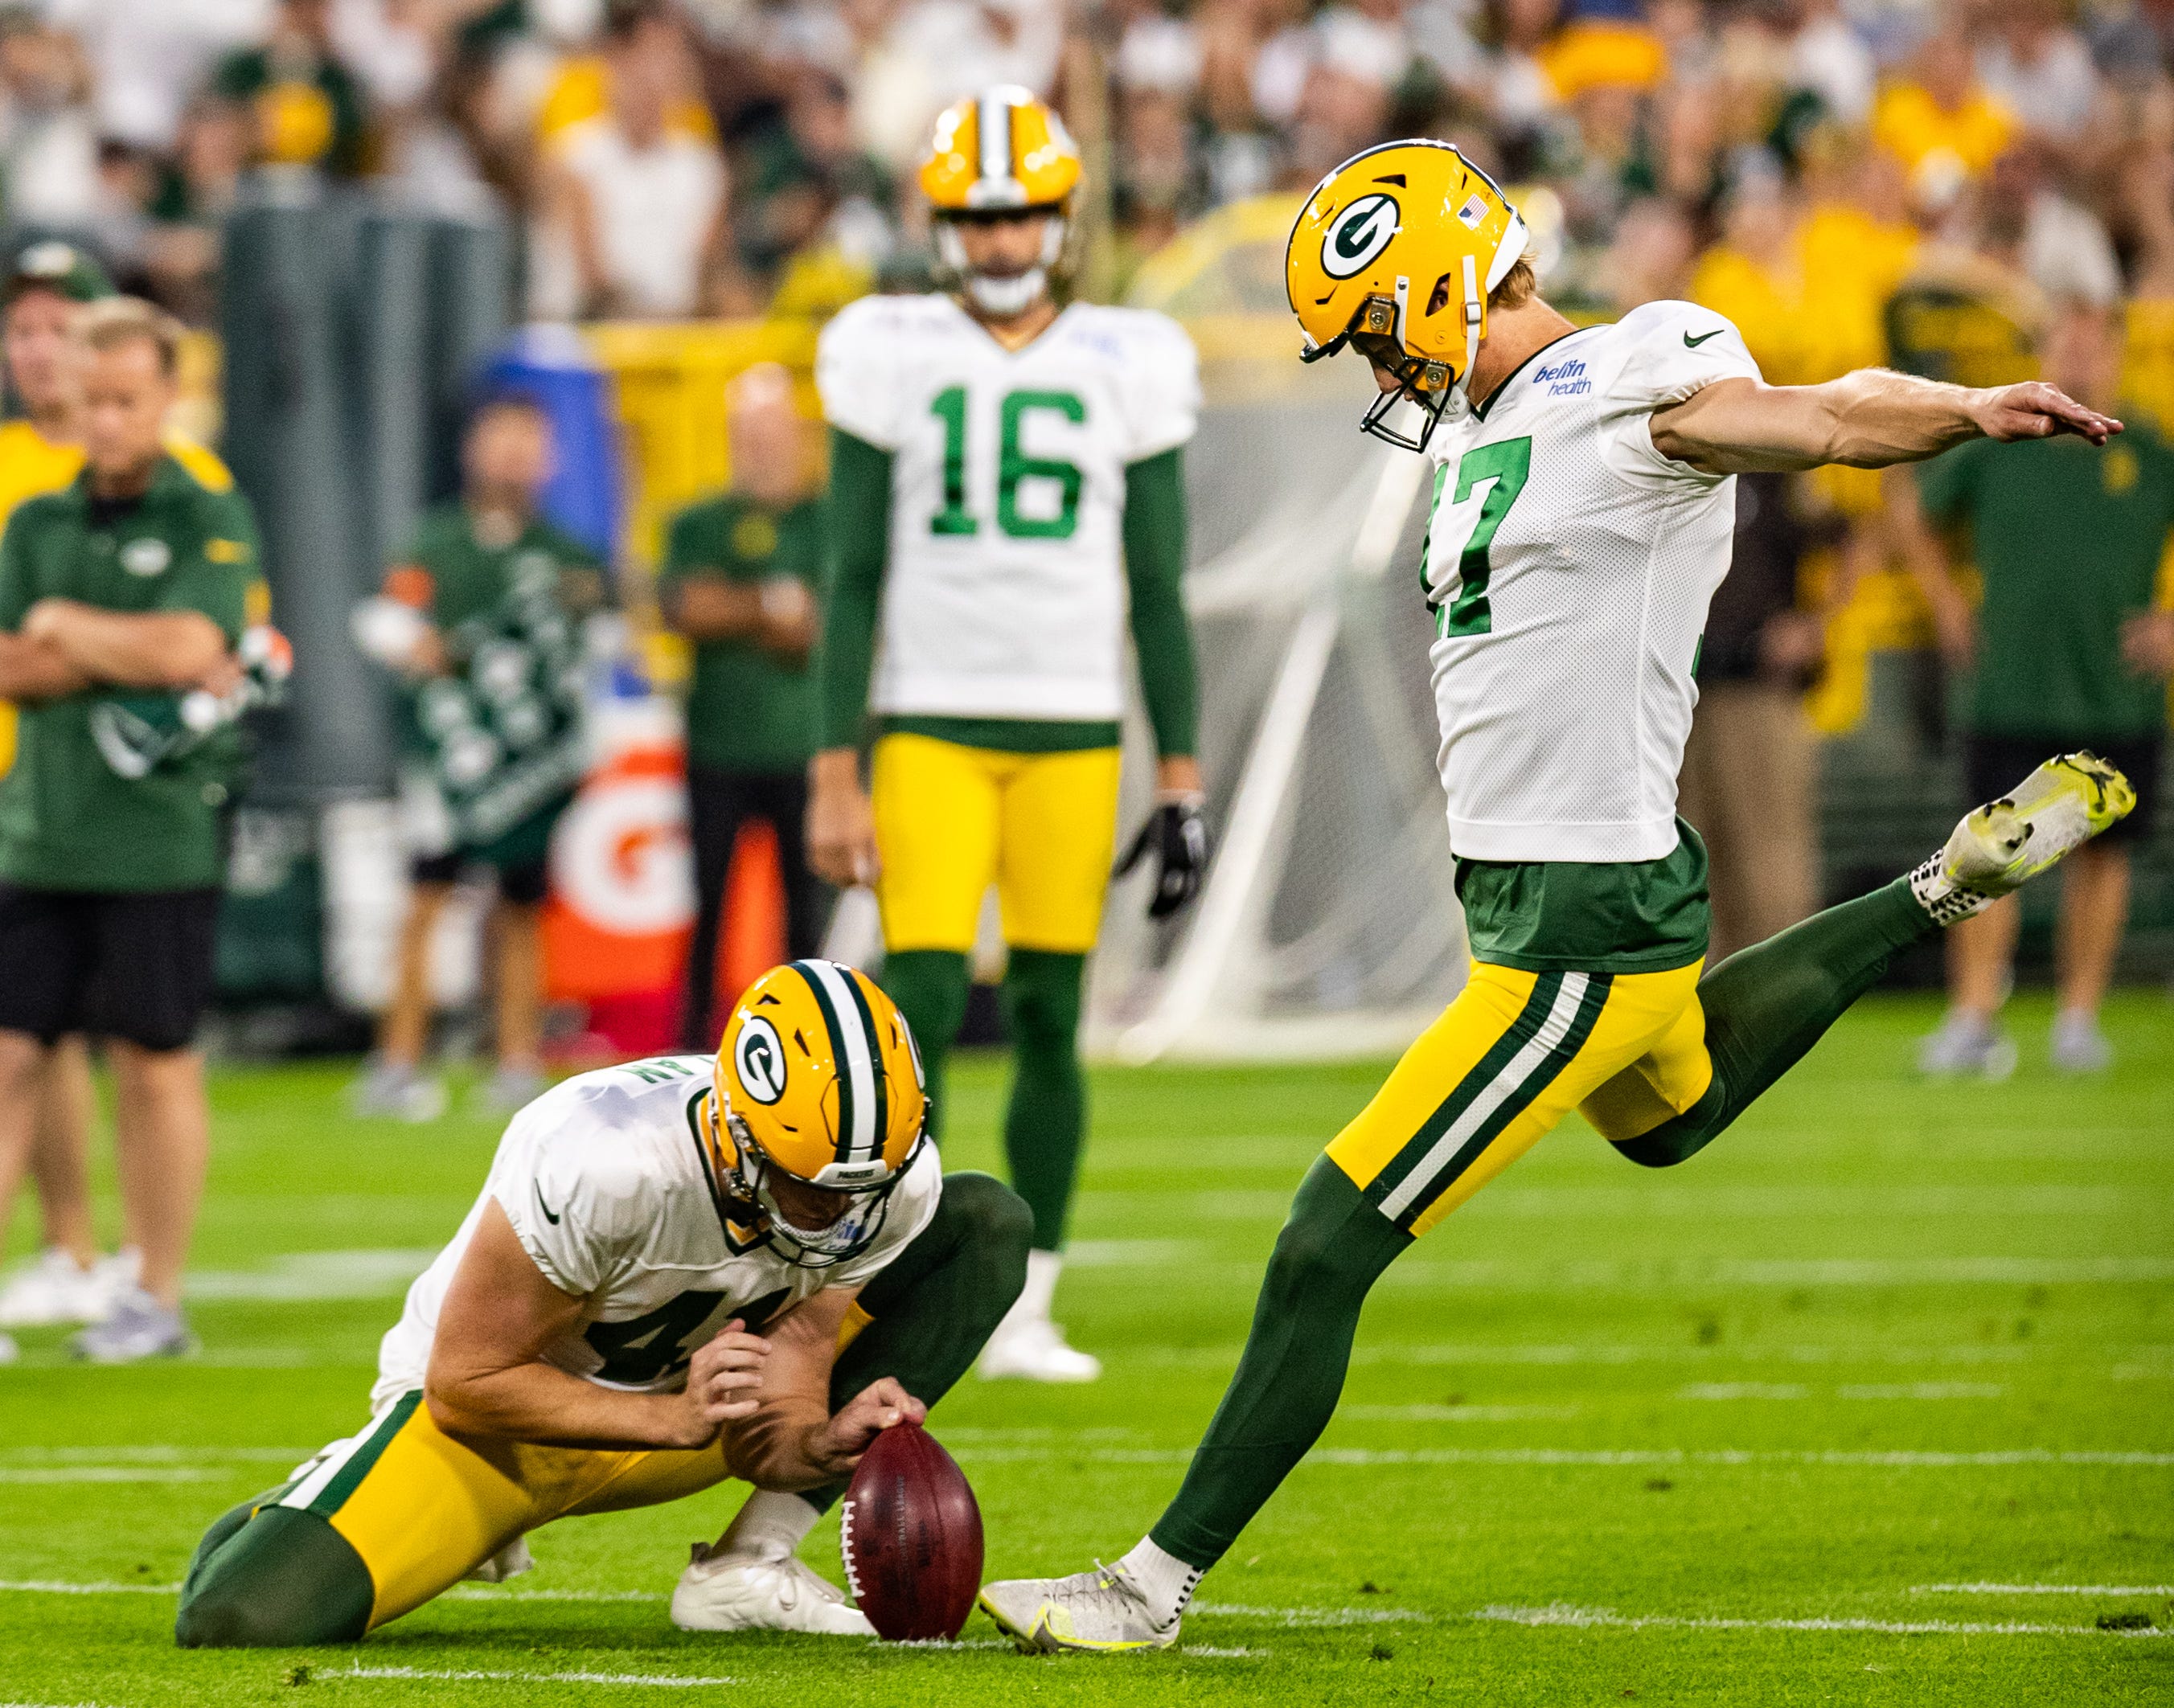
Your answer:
[1456,195,1487,229]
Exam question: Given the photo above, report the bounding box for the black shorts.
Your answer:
[1965,733,2164,850]
[0,884,223,1051]
[409,850,552,906]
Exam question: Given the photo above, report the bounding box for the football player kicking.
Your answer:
[808,87,1208,1382]
[980,140,2136,1652]
[176,961,1031,1645]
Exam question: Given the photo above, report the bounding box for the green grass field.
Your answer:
[2,990,2171,1706]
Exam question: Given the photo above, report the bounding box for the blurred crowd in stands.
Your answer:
[3,0,2174,331]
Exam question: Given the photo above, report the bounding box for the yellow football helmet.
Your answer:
[1286,140,1531,452]
[920,85,1082,317]
[708,959,929,1268]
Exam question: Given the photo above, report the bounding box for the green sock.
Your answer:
[1614,875,1935,1169]
[1149,1157,1410,1572]
[797,1170,1033,1516]
[880,948,970,1140]
[1000,948,1086,1251]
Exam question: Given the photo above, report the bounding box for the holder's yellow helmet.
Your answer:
[707,960,929,1268]
[1286,140,1531,453]
[920,86,1081,317]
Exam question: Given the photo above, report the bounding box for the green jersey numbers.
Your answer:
[1422,435,1532,638]
[925,387,1086,540]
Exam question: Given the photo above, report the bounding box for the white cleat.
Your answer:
[463,1536,535,1583]
[978,1562,1180,1653]
[671,1540,874,1636]
[0,1247,109,1328]
[978,1317,1102,1383]
[1909,752,2136,926]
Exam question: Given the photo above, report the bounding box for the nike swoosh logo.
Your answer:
[535,1182,562,1226]
[1683,329,1725,348]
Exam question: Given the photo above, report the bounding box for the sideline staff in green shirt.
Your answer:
[659,363,825,1051]
[0,297,262,1363]
[349,394,606,1123]
[1905,301,2174,1075]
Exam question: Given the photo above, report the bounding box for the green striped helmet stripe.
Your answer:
[791,959,884,1164]
[309,1389,420,1517]
[837,968,889,1164]
[1364,971,1566,1213]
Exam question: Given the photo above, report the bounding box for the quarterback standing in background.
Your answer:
[177,960,1032,1645]
[982,140,2135,1650]
[808,87,1209,1383]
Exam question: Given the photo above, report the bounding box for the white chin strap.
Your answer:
[939,214,1064,317]
[1442,213,1531,426]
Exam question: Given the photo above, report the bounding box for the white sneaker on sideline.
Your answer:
[0,1331,18,1366]
[347,1058,447,1123]
[671,1540,873,1635]
[979,1317,1103,1382]
[2049,1011,2115,1074]
[0,1248,107,1328]
[1917,1013,2017,1081]
[68,1286,193,1363]
[473,1066,548,1119]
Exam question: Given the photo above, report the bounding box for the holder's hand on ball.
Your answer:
[808,1378,926,1477]
[678,1319,773,1444]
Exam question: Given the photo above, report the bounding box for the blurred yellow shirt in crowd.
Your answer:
[1871,83,2013,183]
[0,425,235,774]
[535,57,716,144]
[1690,203,1916,389]
[1540,22,1668,99]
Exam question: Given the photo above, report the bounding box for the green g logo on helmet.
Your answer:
[1322,194,1401,280]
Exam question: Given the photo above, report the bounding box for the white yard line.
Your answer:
[441,1587,661,1603]
[1473,1603,2168,1638]
[1192,1602,1433,1627]
[0,1581,180,1594]
[1142,1341,2167,1370]
[1912,1583,2174,1596]
[949,1445,2174,1468]
[331,1666,736,1687]
[0,1468,225,1483]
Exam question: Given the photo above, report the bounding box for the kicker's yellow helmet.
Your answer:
[1286,140,1531,452]
[708,959,929,1268]
[920,85,1081,317]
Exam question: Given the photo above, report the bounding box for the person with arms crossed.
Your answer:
[662,362,827,1049]
[980,140,2135,1651]
[0,244,252,1341]
[808,88,1209,1383]
[1902,301,2174,1076]
[0,297,265,1364]
[175,960,1032,1645]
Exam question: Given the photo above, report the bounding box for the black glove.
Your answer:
[1114,797,1209,920]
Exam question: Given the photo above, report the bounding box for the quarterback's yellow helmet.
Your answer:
[920,86,1081,211]
[921,86,1081,317]
[708,960,929,1267]
[1286,140,1531,452]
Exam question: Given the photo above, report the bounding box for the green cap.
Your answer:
[5,240,113,306]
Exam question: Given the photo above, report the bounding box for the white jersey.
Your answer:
[815,293,1200,723]
[372,1055,941,1411]
[1421,300,1762,863]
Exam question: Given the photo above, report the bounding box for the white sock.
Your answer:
[1004,1248,1062,1329]
[1118,1538,1201,1627]
[718,1489,821,1558]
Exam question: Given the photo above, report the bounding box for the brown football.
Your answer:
[839,1420,984,1641]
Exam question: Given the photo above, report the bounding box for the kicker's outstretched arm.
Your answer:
[1650,371,2123,476]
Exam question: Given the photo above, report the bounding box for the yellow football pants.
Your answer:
[871,733,1122,955]
[270,1392,733,1631]
[1327,959,1714,1238]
